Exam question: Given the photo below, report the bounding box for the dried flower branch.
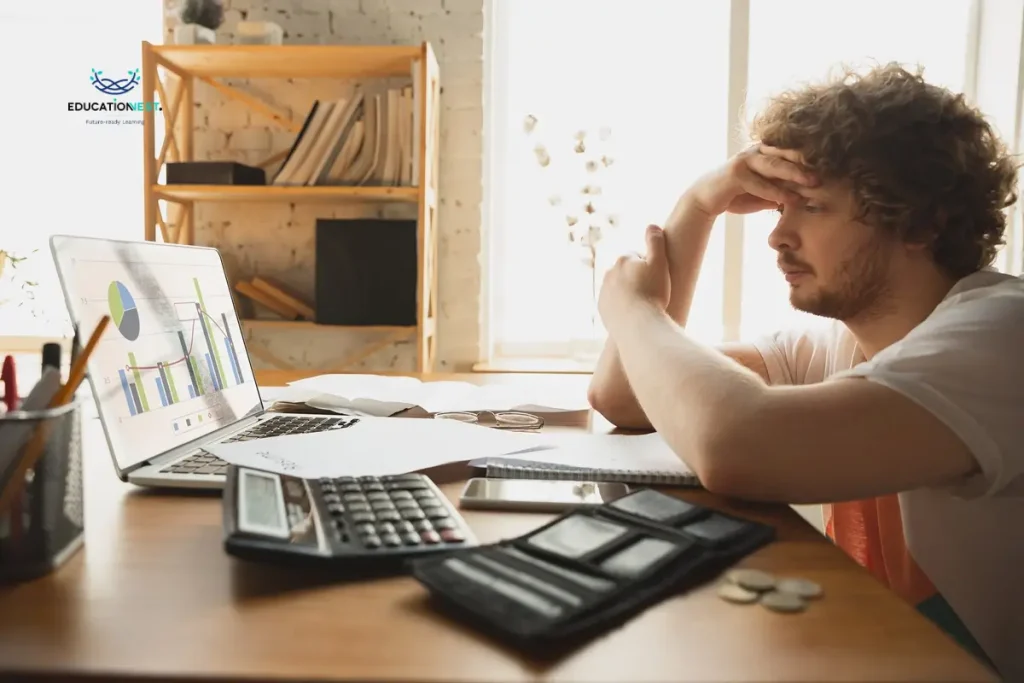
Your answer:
[521,113,619,265]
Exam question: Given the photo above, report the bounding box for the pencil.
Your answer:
[0,315,110,514]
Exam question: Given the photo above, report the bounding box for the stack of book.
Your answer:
[272,61,421,187]
[235,276,316,321]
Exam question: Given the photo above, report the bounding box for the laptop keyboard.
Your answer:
[160,415,359,476]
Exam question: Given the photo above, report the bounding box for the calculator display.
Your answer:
[238,469,289,539]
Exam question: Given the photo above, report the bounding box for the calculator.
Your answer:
[222,466,478,570]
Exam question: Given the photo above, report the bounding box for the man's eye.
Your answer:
[803,204,822,213]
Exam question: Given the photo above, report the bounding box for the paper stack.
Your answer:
[270,373,590,417]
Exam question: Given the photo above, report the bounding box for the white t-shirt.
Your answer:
[751,270,1024,680]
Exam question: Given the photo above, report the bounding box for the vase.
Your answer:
[173,23,216,45]
[567,249,603,363]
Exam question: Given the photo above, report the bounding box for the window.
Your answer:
[486,0,731,359]
[0,1,164,344]
[485,0,1017,367]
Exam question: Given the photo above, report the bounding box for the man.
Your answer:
[588,62,1023,678]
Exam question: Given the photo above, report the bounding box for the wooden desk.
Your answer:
[0,372,996,682]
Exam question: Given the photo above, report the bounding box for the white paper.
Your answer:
[204,415,553,478]
[478,432,694,476]
[284,373,589,416]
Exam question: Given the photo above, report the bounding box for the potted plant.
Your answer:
[173,0,225,45]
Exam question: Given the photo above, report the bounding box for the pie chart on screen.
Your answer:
[108,280,140,341]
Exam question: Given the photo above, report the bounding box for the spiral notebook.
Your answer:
[476,432,703,487]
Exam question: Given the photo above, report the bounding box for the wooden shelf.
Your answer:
[241,319,418,333]
[154,184,419,203]
[143,41,441,372]
[151,44,421,79]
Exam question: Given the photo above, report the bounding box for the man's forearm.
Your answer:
[587,193,716,425]
[606,302,767,478]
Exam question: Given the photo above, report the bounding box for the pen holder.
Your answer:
[0,400,84,583]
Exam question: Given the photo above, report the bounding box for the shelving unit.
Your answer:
[140,41,440,372]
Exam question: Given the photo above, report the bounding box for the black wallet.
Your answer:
[409,488,775,655]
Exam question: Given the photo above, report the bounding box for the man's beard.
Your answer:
[789,238,893,321]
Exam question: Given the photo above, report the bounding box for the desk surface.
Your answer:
[0,372,996,682]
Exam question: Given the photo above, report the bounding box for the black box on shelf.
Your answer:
[315,218,418,326]
[166,161,266,185]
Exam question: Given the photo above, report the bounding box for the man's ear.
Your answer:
[904,209,945,252]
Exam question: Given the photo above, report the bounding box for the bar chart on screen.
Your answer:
[63,243,261,449]
[111,276,247,418]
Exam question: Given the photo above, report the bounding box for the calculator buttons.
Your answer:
[319,473,474,556]
[439,528,465,543]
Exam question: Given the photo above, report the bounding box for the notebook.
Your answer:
[474,432,703,487]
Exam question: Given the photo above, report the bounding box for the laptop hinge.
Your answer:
[124,410,266,473]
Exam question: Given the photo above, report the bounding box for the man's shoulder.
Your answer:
[928,270,1024,327]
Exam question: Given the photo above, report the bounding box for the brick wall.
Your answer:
[162,0,484,372]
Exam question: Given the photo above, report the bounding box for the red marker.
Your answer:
[1,355,17,412]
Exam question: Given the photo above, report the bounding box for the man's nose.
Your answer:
[767,206,801,252]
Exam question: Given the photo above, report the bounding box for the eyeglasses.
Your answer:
[432,410,545,430]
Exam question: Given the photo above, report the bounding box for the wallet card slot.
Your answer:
[678,511,759,549]
[441,556,566,620]
[498,544,620,593]
[469,552,588,608]
[604,488,708,527]
[596,534,692,580]
[523,512,633,562]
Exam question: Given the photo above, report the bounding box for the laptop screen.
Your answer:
[50,235,264,472]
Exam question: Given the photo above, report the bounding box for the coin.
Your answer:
[776,577,823,599]
[717,582,759,604]
[726,568,776,592]
[760,591,807,613]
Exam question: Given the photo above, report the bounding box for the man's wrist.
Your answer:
[607,298,669,338]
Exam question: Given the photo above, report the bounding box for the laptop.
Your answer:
[49,234,358,490]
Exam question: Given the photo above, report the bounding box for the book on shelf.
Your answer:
[250,276,316,320]
[271,58,422,188]
[234,277,313,321]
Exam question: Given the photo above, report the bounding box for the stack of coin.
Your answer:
[716,569,823,613]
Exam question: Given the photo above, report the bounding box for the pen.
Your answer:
[42,342,62,375]
[1,355,17,412]
[0,315,110,515]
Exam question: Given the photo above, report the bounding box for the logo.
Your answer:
[90,68,140,96]
[70,68,160,124]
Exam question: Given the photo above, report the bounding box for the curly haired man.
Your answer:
[588,63,1022,678]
